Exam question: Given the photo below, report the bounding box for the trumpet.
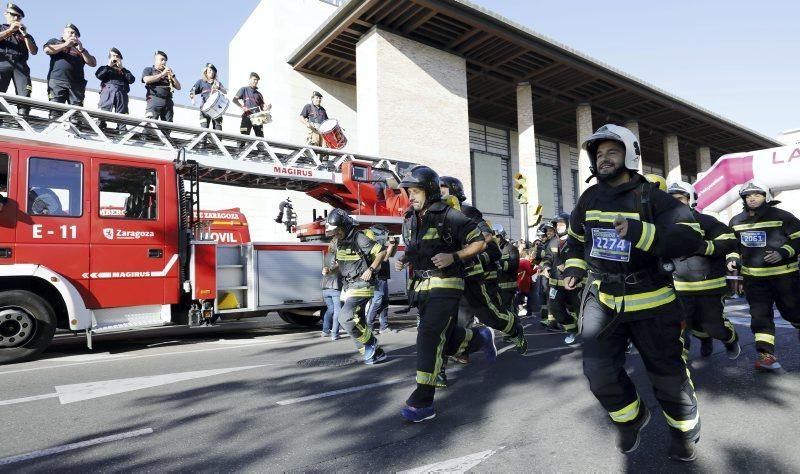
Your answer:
[167,71,175,94]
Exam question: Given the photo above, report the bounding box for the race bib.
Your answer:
[740,231,767,248]
[549,287,558,299]
[590,228,631,262]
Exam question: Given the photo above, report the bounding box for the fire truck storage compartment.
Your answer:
[256,245,325,308]
[215,244,251,312]
[190,241,218,301]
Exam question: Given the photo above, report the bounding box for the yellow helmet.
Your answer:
[644,174,667,192]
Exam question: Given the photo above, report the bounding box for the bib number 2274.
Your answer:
[590,228,631,262]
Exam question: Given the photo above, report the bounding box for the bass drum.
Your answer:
[201,91,230,120]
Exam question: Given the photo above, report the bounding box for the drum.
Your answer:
[318,119,347,149]
[201,91,229,120]
[250,110,272,126]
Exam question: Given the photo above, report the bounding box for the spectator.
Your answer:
[515,249,535,316]
[321,238,342,340]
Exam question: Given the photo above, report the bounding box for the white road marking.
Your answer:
[0,366,265,406]
[40,352,119,363]
[277,368,464,406]
[0,428,154,466]
[54,365,266,404]
[522,346,574,358]
[0,341,284,377]
[0,392,59,406]
[399,446,504,473]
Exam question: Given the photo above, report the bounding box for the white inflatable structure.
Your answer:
[695,144,800,212]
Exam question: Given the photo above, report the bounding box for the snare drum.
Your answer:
[250,110,272,126]
[318,119,347,149]
[201,91,230,120]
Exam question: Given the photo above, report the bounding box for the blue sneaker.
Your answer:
[363,341,377,361]
[477,327,497,363]
[401,405,436,423]
[364,347,387,365]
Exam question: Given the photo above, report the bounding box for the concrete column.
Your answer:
[517,82,538,240]
[558,142,574,212]
[576,103,593,193]
[355,28,470,194]
[664,134,682,184]
[696,146,712,175]
[624,120,644,174]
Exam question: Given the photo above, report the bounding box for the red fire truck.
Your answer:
[0,94,410,364]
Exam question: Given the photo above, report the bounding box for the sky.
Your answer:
[15,0,798,138]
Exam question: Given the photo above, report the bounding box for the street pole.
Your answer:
[521,201,528,242]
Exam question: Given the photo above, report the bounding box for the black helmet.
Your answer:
[326,208,355,237]
[399,165,441,205]
[555,212,570,223]
[439,176,466,202]
[539,222,554,231]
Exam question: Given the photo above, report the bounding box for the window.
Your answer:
[28,157,82,216]
[536,138,561,216]
[470,123,511,215]
[471,151,510,215]
[99,164,158,220]
[0,153,8,198]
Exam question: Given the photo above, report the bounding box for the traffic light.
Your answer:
[528,203,543,227]
[513,172,528,203]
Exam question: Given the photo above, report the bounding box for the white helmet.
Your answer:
[582,124,641,172]
[667,180,697,207]
[739,180,772,203]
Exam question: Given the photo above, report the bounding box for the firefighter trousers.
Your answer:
[677,293,737,348]
[548,286,581,334]
[743,273,800,354]
[581,292,700,440]
[461,276,519,336]
[338,291,376,350]
[408,292,484,408]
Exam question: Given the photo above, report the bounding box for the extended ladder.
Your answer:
[0,94,411,192]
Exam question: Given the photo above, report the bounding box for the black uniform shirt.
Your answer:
[0,24,34,62]
[95,66,135,93]
[300,103,328,124]
[234,86,264,116]
[191,79,224,104]
[45,38,86,84]
[141,66,172,100]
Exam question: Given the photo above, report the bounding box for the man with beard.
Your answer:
[562,124,705,462]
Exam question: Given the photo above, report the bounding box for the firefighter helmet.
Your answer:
[439,175,467,202]
[399,165,441,205]
[555,212,570,223]
[644,174,667,192]
[493,223,507,239]
[326,208,356,236]
[667,180,697,207]
[739,180,773,203]
[583,124,641,172]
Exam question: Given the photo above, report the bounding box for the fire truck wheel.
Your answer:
[0,290,57,364]
[277,311,322,327]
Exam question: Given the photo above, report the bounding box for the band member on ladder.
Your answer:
[142,50,180,123]
[190,62,226,130]
[0,3,37,116]
[95,47,134,130]
[44,23,96,120]
[233,71,269,137]
[299,90,328,146]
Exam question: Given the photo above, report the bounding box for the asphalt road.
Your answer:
[0,303,798,473]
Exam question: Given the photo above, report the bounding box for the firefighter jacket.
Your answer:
[671,211,737,295]
[541,234,574,288]
[335,230,383,297]
[497,240,520,292]
[402,200,483,298]
[728,202,800,279]
[562,174,704,320]
[459,202,491,279]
